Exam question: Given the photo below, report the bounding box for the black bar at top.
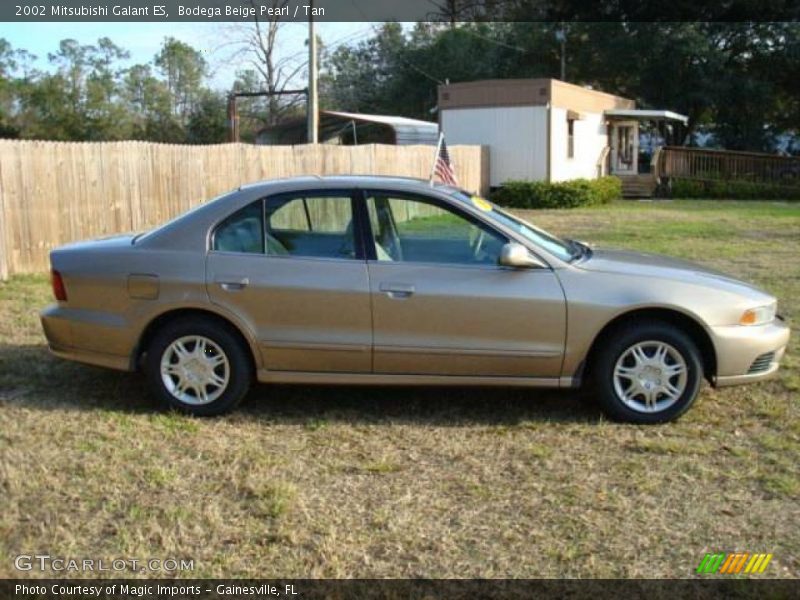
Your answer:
[3,0,800,22]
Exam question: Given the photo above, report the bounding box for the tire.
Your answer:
[145,316,253,416]
[590,320,703,424]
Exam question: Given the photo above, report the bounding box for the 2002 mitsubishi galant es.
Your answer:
[41,176,790,423]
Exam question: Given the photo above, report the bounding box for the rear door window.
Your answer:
[265,194,357,259]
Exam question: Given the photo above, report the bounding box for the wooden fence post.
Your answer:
[0,187,7,282]
[0,143,8,281]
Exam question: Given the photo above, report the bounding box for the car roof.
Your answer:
[136,175,465,250]
[239,174,462,195]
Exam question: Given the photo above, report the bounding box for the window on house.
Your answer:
[567,117,575,158]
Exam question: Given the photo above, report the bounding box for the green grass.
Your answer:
[0,200,798,579]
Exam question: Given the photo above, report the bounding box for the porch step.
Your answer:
[619,174,657,198]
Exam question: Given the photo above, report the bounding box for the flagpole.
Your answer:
[429,132,444,185]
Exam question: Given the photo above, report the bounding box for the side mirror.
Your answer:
[499,243,548,269]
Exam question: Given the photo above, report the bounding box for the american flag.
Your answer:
[433,135,458,186]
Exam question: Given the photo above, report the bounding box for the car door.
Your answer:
[206,190,372,373]
[362,190,566,378]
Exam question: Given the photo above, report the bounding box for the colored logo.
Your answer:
[696,552,773,575]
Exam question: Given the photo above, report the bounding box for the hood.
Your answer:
[577,247,771,299]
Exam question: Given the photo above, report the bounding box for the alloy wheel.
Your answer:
[159,335,230,405]
[612,340,688,413]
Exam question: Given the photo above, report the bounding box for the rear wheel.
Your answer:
[145,316,252,416]
[591,321,703,424]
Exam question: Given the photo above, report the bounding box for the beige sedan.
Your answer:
[40,176,790,423]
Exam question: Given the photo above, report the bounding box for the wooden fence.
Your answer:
[0,140,489,279]
[659,146,800,186]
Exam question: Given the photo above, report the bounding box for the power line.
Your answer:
[346,0,445,84]
[454,26,527,53]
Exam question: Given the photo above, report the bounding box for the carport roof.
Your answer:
[323,110,439,145]
[255,110,439,146]
[604,109,689,125]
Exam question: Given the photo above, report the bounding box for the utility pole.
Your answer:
[555,26,566,81]
[307,1,319,144]
[227,94,239,143]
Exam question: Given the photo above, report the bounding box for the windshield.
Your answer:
[452,192,576,261]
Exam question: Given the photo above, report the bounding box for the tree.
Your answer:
[0,39,21,137]
[219,2,307,127]
[13,38,131,140]
[123,63,179,141]
[324,23,410,115]
[84,37,131,140]
[0,36,220,143]
[154,37,207,126]
[187,91,228,143]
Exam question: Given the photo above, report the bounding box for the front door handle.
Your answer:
[380,282,415,298]
[217,277,249,291]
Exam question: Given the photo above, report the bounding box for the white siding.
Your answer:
[441,106,548,187]
[549,108,608,182]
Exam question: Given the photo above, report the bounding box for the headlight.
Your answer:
[739,303,776,326]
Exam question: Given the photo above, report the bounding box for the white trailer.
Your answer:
[439,78,637,188]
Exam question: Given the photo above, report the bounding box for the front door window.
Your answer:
[611,122,638,174]
[364,193,506,266]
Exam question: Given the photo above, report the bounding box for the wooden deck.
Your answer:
[658,146,800,187]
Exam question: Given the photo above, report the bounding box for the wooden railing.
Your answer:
[650,146,664,180]
[596,146,610,178]
[658,146,800,186]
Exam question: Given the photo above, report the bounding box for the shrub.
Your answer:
[670,178,800,200]
[591,176,624,205]
[490,177,622,209]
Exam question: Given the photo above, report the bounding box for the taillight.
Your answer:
[51,269,67,301]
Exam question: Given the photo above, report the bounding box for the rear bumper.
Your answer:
[711,317,790,387]
[40,304,133,372]
[47,343,132,371]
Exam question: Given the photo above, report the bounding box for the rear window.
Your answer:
[213,201,264,254]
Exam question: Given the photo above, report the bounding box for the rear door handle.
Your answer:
[379,282,415,298]
[217,277,249,291]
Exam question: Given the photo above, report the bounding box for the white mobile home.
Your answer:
[439,78,687,195]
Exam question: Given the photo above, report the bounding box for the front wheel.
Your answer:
[591,321,703,424]
[145,316,252,416]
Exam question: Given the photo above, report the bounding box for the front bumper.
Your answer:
[711,317,790,387]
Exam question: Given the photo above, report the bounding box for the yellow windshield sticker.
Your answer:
[471,196,493,212]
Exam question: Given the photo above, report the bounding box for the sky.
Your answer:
[0,21,375,89]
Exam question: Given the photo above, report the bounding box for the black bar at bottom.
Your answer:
[2,579,798,600]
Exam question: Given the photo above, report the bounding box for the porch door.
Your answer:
[610,121,638,174]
